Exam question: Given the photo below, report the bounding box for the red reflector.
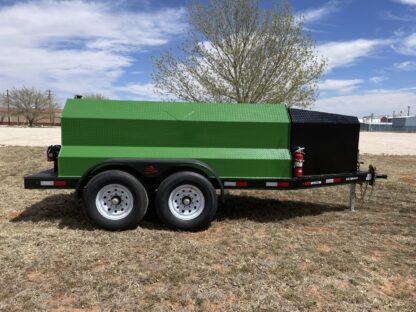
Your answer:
[54,180,67,187]
[236,181,248,187]
[333,178,342,183]
[303,181,312,186]
[278,182,290,187]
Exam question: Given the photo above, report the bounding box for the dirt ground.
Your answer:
[0,126,60,146]
[359,132,416,155]
[0,147,415,311]
[1,126,416,155]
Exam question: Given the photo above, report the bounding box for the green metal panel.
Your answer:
[59,99,292,179]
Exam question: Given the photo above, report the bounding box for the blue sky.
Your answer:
[0,0,415,117]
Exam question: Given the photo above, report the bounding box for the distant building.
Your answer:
[360,114,416,132]
[360,115,392,124]
[393,116,416,128]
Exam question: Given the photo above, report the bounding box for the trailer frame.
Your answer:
[24,158,386,211]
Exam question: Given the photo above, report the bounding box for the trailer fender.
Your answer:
[75,158,224,202]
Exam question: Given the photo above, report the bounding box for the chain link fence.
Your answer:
[360,123,416,133]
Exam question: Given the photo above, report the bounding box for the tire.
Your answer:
[83,170,148,231]
[155,171,217,231]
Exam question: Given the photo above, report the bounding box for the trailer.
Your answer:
[24,99,386,231]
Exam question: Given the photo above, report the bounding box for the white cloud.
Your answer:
[369,76,388,83]
[315,89,416,116]
[382,11,416,22]
[320,79,363,93]
[297,1,339,23]
[394,61,416,71]
[393,33,416,55]
[318,39,389,72]
[394,0,416,5]
[0,0,186,101]
[116,83,161,101]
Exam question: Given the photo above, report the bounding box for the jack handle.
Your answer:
[368,165,388,186]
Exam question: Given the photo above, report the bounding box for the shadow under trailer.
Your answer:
[24,99,387,231]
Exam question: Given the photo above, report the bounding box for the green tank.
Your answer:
[59,99,292,179]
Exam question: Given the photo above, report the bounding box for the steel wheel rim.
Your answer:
[96,184,134,220]
[168,184,205,221]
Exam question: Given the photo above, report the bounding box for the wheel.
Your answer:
[83,170,149,230]
[155,171,217,231]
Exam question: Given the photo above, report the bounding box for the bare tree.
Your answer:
[8,87,50,127]
[46,92,60,126]
[82,93,108,100]
[0,92,5,123]
[0,90,12,125]
[0,96,5,123]
[153,0,326,107]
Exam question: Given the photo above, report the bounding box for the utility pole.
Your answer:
[408,106,411,117]
[6,89,10,126]
[46,89,53,126]
[370,113,374,132]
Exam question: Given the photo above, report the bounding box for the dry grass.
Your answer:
[0,147,415,311]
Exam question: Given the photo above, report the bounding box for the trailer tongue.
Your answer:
[24,99,387,231]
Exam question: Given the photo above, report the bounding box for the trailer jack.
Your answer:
[348,165,387,211]
[349,183,356,212]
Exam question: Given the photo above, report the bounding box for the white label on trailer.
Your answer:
[266,182,278,187]
[224,181,236,187]
[310,181,322,185]
[40,181,54,186]
[366,174,372,181]
[326,178,334,184]
[346,177,359,181]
